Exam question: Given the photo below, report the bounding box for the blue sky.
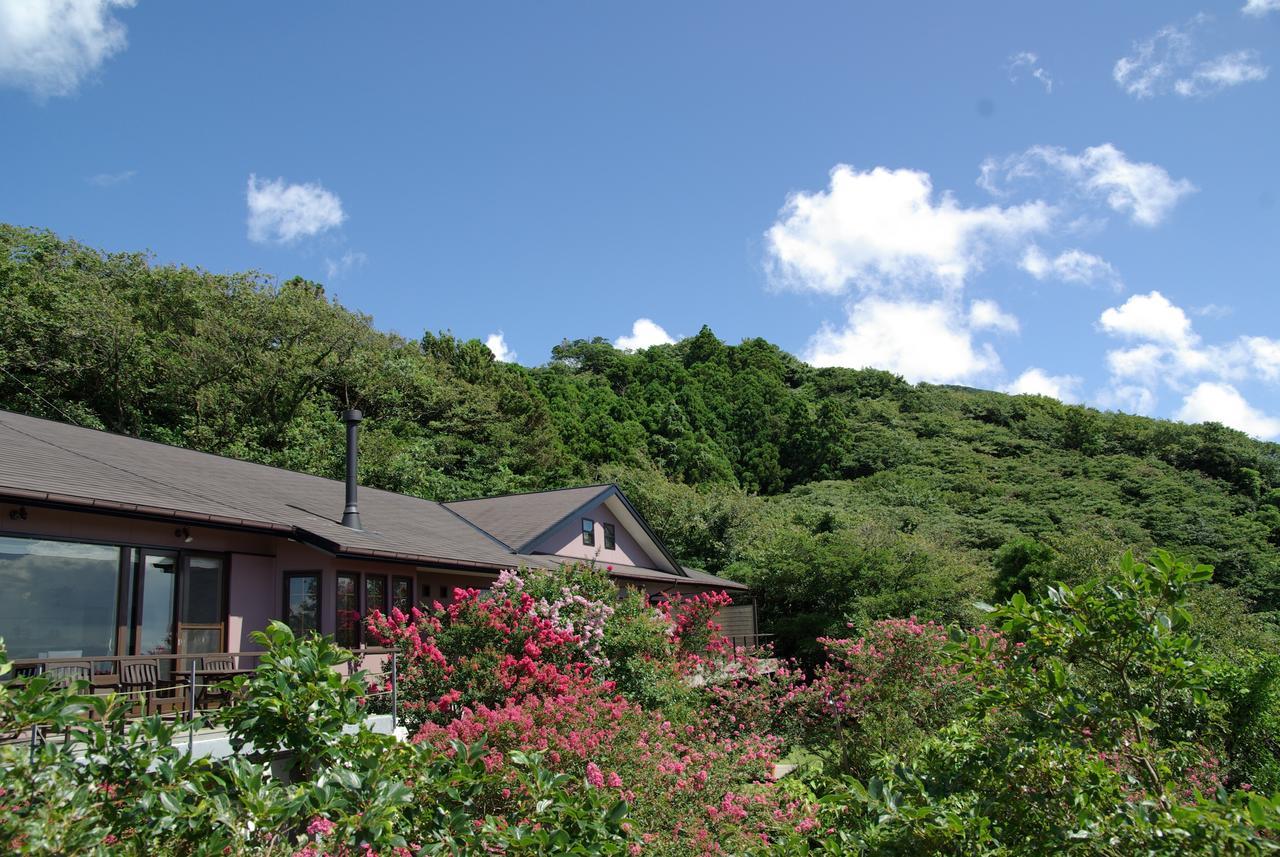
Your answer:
[2,1,1279,436]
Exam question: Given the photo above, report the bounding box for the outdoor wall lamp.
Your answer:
[9,506,27,520]
[175,527,194,543]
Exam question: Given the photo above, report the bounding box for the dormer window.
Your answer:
[581,518,595,546]
[603,523,616,550]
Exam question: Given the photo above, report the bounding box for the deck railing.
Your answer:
[2,647,398,753]
[724,633,774,652]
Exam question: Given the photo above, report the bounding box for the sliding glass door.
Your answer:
[126,549,225,674]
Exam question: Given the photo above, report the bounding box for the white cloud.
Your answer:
[324,249,367,280]
[1098,291,1195,344]
[1096,292,1280,422]
[1097,384,1158,415]
[1243,0,1280,17]
[246,174,346,244]
[968,299,1020,334]
[1176,382,1280,439]
[1174,50,1269,97]
[804,297,1001,384]
[484,331,517,363]
[1114,16,1268,98]
[1019,245,1118,286]
[1114,18,1200,98]
[1008,51,1053,93]
[1005,368,1083,402]
[765,164,1051,295]
[0,0,134,99]
[984,144,1195,227]
[615,318,676,351]
[86,169,135,187]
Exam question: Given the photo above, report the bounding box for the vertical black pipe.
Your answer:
[341,409,363,530]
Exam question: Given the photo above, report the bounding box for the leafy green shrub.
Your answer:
[216,620,366,779]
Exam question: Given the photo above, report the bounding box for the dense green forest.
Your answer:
[3,224,1278,655]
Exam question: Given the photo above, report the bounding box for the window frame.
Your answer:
[283,571,322,637]
[603,522,616,550]
[334,570,417,648]
[581,517,595,547]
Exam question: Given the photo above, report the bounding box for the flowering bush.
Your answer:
[412,681,815,855]
[797,617,1000,776]
[365,582,596,732]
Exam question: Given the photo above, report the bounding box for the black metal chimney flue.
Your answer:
[341,409,363,530]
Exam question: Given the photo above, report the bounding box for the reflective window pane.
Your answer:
[392,577,413,613]
[365,576,387,615]
[285,574,319,635]
[0,537,120,660]
[336,573,359,648]
[138,553,177,657]
[181,555,223,624]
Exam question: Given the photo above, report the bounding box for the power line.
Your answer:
[0,363,83,427]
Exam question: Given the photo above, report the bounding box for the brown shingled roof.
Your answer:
[0,410,744,589]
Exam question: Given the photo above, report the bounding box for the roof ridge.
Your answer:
[444,482,614,505]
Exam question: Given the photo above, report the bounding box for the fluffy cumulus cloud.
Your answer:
[484,332,517,363]
[765,164,1050,295]
[1098,291,1195,345]
[1020,245,1119,286]
[0,0,135,99]
[1114,16,1268,98]
[246,174,346,244]
[1176,382,1280,439]
[1008,51,1053,92]
[1243,0,1280,15]
[981,144,1195,227]
[968,299,1020,334]
[1005,368,1083,403]
[615,318,676,351]
[804,298,1001,384]
[1096,291,1280,434]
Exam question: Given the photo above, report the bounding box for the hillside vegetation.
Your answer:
[3,224,1278,654]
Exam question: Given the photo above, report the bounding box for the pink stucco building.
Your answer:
[0,409,752,666]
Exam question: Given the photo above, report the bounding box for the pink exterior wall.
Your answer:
[0,505,506,654]
[530,503,656,567]
[228,554,277,653]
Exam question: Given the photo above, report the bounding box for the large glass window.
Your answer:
[0,537,120,660]
[284,573,320,635]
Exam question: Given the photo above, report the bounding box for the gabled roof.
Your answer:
[445,483,687,575]
[443,484,613,552]
[0,410,726,587]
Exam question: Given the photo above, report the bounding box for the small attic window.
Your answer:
[581,518,595,547]
[603,523,616,550]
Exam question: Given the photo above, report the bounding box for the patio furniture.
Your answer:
[119,659,180,717]
[198,656,237,706]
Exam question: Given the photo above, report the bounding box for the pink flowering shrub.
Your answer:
[657,590,735,657]
[799,617,1002,776]
[365,584,596,731]
[412,681,816,855]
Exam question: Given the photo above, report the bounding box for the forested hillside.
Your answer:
[3,225,1278,654]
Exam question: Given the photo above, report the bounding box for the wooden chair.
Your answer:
[119,659,180,717]
[200,656,235,707]
[44,661,92,690]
